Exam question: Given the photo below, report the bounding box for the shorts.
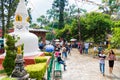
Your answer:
[109,60,114,67]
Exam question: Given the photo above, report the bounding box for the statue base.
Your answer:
[11,73,29,80]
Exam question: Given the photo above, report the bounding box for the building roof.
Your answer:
[29,28,49,33]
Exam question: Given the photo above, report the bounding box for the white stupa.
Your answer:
[10,0,39,56]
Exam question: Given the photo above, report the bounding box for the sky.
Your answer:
[28,0,102,23]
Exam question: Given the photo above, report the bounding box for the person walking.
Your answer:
[67,43,71,55]
[84,42,89,54]
[98,50,106,76]
[61,45,67,60]
[77,42,81,49]
[107,49,116,74]
[79,44,83,54]
[93,46,97,57]
[98,46,103,55]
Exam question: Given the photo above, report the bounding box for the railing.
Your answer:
[47,53,54,80]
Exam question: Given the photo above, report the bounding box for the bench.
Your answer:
[53,60,62,80]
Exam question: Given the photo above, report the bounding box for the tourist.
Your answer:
[78,42,83,54]
[55,43,61,51]
[65,44,69,54]
[82,42,85,53]
[107,49,116,74]
[67,43,71,55]
[98,46,103,55]
[80,42,83,54]
[78,42,81,49]
[93,46,97,57]
[54,48,60,58]
[57,53,66,71]
[98,50,106,76]
[39,42,44,51]
[61,45,67,59]
[84,42,89,54]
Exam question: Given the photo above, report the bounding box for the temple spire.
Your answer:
[14,0,29,32]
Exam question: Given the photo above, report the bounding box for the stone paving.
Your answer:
[61,48,120,80]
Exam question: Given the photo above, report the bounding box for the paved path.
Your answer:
[61,48,120,80]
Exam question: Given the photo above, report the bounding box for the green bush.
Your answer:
[2,77,17,80]
[25,63,47,80]
[34,56,47,63]
[0,70,5,74]
[44,52,52,56]
[3,35,17,76]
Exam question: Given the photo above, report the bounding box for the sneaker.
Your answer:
[64,67,67,71]
[103,74,105,76]
[64,69,66,71]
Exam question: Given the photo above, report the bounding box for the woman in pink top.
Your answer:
[54,48,60,57]
[108,49,116,74]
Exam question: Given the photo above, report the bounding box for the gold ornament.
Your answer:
[26,17,30,22]
[17,45,21,54]
[15,15,22,21]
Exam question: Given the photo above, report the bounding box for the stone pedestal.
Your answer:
[11,54,29,80]
[11,74,29,80]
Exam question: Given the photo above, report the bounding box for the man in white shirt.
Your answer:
[84,42,89,54]
[99,50,106,76]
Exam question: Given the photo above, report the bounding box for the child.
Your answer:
[57,53,66,71]
[54,48,60,57]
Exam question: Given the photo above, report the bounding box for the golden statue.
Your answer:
[17,45,21,54]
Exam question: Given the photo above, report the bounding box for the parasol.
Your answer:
[54,39,60,42]
[45,44,54,52]
[70,38,77,41]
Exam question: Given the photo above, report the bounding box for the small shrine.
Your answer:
[11,45,29,79]
[10,0,39,56]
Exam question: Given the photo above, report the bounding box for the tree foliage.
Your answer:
[37,15,49,28]
[111,21,120,48]
[52,0,68,29]
[84,12,113,43]
[55,24,72,40]
[57,12,113,43]
[0,0,19,38]
[111,27,120,48]
[3,35,17,76]
[101,0,120,20]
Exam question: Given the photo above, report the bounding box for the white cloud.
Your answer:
[28,0,53,22]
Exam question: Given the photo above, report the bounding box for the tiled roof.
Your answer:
[29,28,49,32]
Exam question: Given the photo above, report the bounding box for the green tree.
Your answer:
[111,21,120,48]
[55,24,72,40]
[30,23,39,29]
[0,0,19,38]
[72,12,113,43]
[3,35,17,76]
[37,15,49,28]
[86,12,113,43]
[46,9,59,21]
[1,0,5,38]
[46,9,59,29]
[100,0,120,20]
[111,27,120,48]
[71,18,87,41]
[64,4,80,25]
[52,0,68,29]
